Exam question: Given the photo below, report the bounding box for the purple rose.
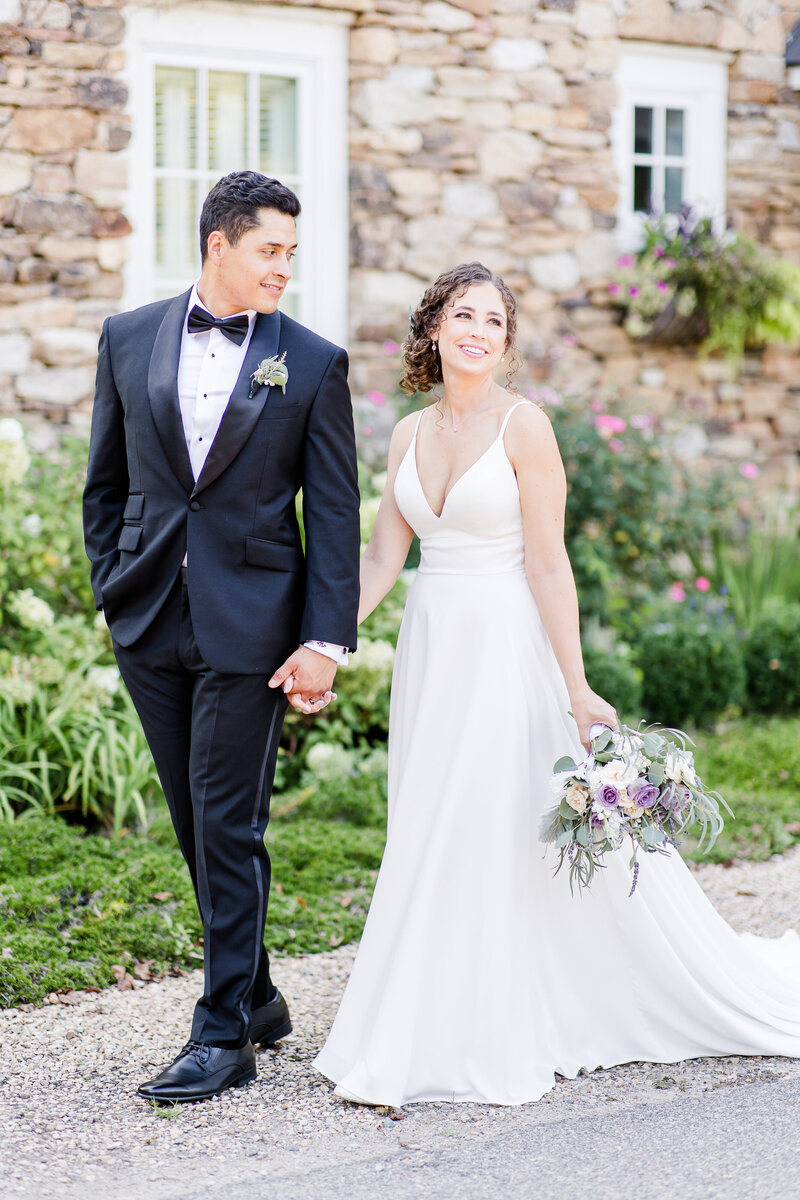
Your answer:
[629,778,659,809]
[596,783,619,807]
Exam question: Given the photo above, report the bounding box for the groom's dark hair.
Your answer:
[200,171,301,262]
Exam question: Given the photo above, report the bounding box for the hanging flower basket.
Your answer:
[634,301,708,346]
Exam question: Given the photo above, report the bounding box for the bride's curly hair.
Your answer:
[399,262,520,395]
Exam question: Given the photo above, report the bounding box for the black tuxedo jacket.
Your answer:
[83,290,361,675]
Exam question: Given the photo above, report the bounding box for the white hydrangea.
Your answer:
[359,496,382,544]
[0,418,31,489]
[355,638,395,676]
[0,675,35,705]
[306,742,355,782]
[20,513,43,537]
[7,588,55,630]
[86,665,121,700]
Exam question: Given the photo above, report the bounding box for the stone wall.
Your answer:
[0,0,129,445]
[1,0,799,489]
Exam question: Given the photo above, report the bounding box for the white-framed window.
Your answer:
[612,44,731,251]
[124,2,351,344]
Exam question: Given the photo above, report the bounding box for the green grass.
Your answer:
[1,718,798,1008]
[0,787,385,1007]
[686,716,800,863]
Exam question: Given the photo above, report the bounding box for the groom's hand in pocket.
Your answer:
[269,646,337,715]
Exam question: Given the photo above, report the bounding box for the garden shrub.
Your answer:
[635,609,746,728]
[581,643,642,718]
[546,398,733,631]
[745,602,800,715]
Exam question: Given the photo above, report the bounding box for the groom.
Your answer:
[83,171,360,1101]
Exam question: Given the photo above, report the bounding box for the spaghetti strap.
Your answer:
[412,409,426,440]
[498,400,534,440]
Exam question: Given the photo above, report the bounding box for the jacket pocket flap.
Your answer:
[245,536,302,572]
[118,524,143,552]
[123,493,144,520]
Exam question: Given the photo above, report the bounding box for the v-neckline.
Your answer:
[412,433,502,521]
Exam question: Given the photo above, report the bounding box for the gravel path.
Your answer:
[1,849,799,1200]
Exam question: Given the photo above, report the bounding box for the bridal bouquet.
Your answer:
[540,723,731,895]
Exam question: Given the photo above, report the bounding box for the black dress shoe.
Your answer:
[250,990,292,1046]
[137,1041,256,1102]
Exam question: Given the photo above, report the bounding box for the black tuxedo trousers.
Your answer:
[114,571,287,1047]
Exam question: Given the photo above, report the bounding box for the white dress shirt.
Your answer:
[179,285,347,666]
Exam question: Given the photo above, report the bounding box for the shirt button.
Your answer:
[211,354,215,358]
[198,436,203,442]
[203,393,207,398]
[189,500,200,512]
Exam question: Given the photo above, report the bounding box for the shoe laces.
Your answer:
[179,1040,211,1066]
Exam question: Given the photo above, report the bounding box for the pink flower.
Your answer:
[668,583,686,602]
[382,339,400,355]
[594,414,627,435]
[562,333,577,346]
[628,286,640,297]
[739,461,759,480]
[367,390,387,407]
[695,576,711,593]
[536,386,562,407]
[664,258,676,269]
[617,255,634,268]
[656,281,669,292]
[362,425,374,436]
[608,438,624,454]
[608,283,621,297]
[654,247,664,258]
[590,398,604,413]
[630,413,653,430]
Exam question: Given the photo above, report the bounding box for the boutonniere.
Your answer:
[249,352,289,399]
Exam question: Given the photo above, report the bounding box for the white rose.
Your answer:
[592,757,640,789]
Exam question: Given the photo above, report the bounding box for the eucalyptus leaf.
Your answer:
[553,756,577,774]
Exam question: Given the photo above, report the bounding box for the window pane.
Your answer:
[665,166,684,213]
[155,67,197,170]
[665,109,685,157]
[209,71,248,173]
[155,178,199,284]
[634,107,653,155]
[633,164,652,213]
[260,76,297,175]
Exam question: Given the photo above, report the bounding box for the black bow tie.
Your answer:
[187,305,250,346]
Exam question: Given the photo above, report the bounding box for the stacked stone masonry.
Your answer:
[0,0,798,488]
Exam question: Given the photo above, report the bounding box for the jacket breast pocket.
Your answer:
[262,400,300,419]
[245,536,303,572]
[118,524,143,552]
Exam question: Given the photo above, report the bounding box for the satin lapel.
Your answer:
[191,310,281,499]
[147,289,195,495]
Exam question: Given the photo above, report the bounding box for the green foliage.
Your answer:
[745,602,800,715]
[687,717,800,863]
[0,791,386,1005]
[635,605,746,729]
[712,520,800,631]
[612,209,800,361]
[581,643,642,718]
[547,398,732,629]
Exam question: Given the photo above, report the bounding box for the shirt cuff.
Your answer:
[304,640,349,666]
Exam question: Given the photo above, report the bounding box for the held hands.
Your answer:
[569,683,618,750]
[268,646,338,715]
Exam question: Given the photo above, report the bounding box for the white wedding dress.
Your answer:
[314,402,800,1106]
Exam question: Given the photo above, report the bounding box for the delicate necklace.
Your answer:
[436,397,490,433]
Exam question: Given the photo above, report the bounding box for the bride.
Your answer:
[314,262,800,1106]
